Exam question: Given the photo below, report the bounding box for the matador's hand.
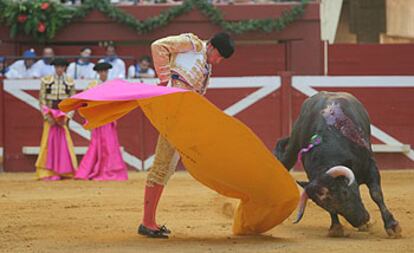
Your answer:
[56,117,67,126]
[45,114,55,125]
[158,81,169,87]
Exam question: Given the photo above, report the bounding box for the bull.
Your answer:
[274,91,401,238]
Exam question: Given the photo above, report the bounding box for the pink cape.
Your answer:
[75,122,128,181]
[42,107,75,174]
[42,106,66,119]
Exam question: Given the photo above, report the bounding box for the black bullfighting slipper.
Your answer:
[158,225,171,234]
[138,224,169,239]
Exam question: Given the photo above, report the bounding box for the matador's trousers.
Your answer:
[146,79,197,186]
[147,135,180,186]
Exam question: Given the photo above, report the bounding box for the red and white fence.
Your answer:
[1,76,282,171]
[0,74,413,172]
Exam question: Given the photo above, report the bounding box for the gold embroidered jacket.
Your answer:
[39,74,76,118]
[151,33,211,94]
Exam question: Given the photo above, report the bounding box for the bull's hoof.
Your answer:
[386,222,402,239]
[328,224,349,238]
[358,223,371,232]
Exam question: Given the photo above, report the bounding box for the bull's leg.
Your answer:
[328,213,347,237]
[366,161,401,238]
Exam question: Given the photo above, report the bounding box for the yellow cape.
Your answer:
[60,84,299,235]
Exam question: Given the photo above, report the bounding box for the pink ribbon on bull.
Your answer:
[297,134,322,164]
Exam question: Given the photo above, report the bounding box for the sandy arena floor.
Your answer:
[0,171,413,253]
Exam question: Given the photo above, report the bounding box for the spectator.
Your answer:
[60,0,85,4]
[152,0,179,3]
[98,45,125,80]
[5,49,38,79]
[32,47,55,78]
[128,55,155,79]
[0,56,9,77]
[66,47,96,79]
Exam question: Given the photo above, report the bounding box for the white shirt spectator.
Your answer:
[0,56,8,77]
[128,64,155,79]
[67,60,96,79]
[5,60,38,79]
[32,59,55,78]
[98,57,125,80]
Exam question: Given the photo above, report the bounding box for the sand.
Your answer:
[0,171,413,253]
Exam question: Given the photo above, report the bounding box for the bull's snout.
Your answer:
[347,210,370,228]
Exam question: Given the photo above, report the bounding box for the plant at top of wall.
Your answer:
[0,0,309,42]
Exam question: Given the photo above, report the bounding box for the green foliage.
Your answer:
[0,0,309,42]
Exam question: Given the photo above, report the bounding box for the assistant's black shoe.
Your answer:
[138,224,169,239]
[158,225,171,234]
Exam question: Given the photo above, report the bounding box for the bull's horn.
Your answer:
[326,166,355,186]
[293,191,309,224]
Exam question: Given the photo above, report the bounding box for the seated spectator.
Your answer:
[110,0,142,4]
[153,0,180,3]
[66,47,96,79]
[128,55,155,79]
[98,44,125,80]
[0,56,9,78]
[60,0,85,4]
[32,47,55,78]
[5,49,38,79]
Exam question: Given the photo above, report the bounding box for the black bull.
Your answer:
[274,91,401,238]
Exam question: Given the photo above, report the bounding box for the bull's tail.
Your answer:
[273,137,289,159]
[274,136,300,171]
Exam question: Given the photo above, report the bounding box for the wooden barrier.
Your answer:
[1,74,413,172]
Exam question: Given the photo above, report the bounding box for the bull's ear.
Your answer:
[297,181,309,189]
